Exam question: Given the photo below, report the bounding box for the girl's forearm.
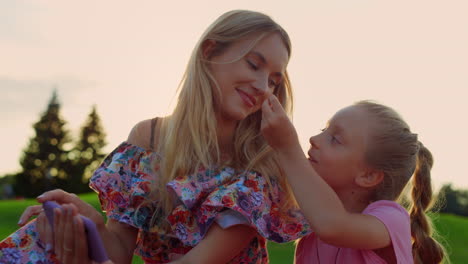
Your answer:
[276,144,348,240]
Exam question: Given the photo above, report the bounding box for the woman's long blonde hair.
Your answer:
[148,10,295,229]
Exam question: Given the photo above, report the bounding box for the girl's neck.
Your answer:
[336,187,372,213]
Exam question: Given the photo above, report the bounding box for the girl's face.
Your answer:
[307,106,372,191]
[207,32,289,123]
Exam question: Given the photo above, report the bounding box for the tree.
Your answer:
[14,90,72,197]
[66,105,107,193]
[438,184,468,217]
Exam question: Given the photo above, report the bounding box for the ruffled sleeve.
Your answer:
[89,142,158,231]
[167,167,311,246]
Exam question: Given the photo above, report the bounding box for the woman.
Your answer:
[3,10,309,264]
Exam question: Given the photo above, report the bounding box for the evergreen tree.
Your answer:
[67,105,107,193]
[14,90,71,197]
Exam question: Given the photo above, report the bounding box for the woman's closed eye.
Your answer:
[247,60,258,70]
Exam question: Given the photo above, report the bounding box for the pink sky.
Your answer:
[1,1,467,189]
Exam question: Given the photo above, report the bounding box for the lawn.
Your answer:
[1,193,465,263]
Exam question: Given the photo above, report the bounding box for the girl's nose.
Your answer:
[309,135,319,149]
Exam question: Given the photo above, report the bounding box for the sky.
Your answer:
[1,1,467,190]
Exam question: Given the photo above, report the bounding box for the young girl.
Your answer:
[261,97,446,263]
[1,10,310,264]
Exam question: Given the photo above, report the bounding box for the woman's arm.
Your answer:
[261,95,391,250]
[103,219,138,263]
[172,223,257,264]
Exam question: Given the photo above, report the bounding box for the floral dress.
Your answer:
[1,142,310,264]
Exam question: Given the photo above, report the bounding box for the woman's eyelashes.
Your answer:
[246,59,280,89]
[247,59,258,70]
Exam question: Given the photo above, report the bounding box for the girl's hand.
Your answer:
[261,94,300,151]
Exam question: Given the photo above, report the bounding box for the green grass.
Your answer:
[1,193,466,263]
[432,213,468,263]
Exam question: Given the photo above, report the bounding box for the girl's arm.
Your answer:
[172,223,257,264]
[261,96,391,250]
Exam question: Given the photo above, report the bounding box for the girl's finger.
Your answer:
[18,205,43,226]
[261,98,273,119]
[268,95,283,112]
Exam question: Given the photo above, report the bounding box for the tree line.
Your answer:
[0,90,467,218]
[0,90,106,198]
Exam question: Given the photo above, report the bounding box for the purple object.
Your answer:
[42,201,109,262]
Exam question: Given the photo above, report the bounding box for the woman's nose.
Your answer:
[252,75,270,95]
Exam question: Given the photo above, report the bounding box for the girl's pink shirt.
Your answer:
[295,200,413,264]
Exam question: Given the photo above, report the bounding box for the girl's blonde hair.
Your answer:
[148,10,295,230]
[355,100,447,264]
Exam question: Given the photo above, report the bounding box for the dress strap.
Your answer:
[149,118,158,151]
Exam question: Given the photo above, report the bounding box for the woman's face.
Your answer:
[307,106,372,191]
[207,32,289,123]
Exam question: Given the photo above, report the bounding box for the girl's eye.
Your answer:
[331,136,341,144]
[247,60,258,70]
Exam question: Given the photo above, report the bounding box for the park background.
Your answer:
[1,1,467,263]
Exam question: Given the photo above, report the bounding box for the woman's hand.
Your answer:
[53,203,89,264]
[261,94,301,152]
[37,189,105,228]
[54,203,113,264]
[18,205,55,251]
[18,189,104,229]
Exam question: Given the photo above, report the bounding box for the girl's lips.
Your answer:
[237,89,256,107]
[308,153,318,163]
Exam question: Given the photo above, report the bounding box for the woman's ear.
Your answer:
[355,169,384,188]
[202,39,217,59]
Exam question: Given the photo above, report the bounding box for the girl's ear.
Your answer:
[202,40,217,59]
[355,169,384,188]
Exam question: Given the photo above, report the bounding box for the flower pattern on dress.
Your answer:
[1,142,311,264]
[0,220,59,264]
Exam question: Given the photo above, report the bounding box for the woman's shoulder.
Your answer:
[90,117,165,175]
[127,117,164,151]
[127,118,154,150]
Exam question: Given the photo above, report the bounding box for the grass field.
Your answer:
[1,193,466,263]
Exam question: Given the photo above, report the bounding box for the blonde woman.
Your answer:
[5,10,309,264]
